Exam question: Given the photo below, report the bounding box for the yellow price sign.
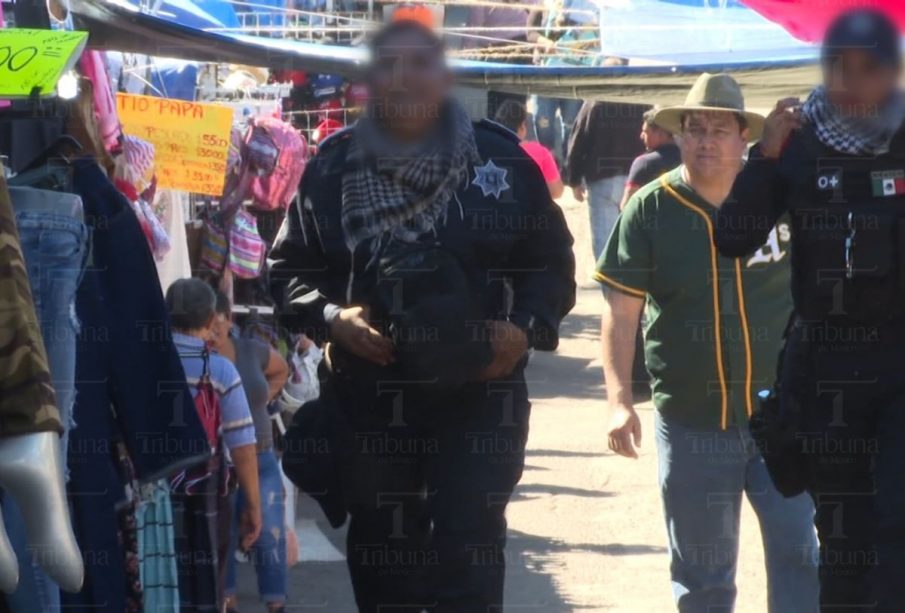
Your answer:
[0,29,88,98]
[117,93,234,196]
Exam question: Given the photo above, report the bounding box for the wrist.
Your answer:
[323,303,343,326]
[753,141,781,160]
[507,313,535,349]
[609,391,635,410]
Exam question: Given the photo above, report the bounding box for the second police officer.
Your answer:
[714,9,905,613]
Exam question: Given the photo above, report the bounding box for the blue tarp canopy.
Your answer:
[74,0,820,106]
[144,0,239,29]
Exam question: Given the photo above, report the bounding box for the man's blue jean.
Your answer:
[225,449,287,604]
[588,175,626,260]
[655,413,820,613]
[534,96,582,161]
[3,207,87,613]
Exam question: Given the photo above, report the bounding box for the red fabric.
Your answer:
[741,0,905,42]
[521,141,561,183]
[313,118,344,144]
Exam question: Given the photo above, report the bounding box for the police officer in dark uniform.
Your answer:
[714,10,905,612]
[269,20,576,612]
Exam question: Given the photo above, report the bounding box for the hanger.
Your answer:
[8,135,84,192]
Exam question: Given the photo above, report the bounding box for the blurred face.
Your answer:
[679,111,748,183]
[824,49,900,116]
[368,29,452,142]
[210,311,232,350]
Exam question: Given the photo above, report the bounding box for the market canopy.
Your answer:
[741,0,905,43]
[72,0,825,106]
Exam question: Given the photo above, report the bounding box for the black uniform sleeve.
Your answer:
[268,164,336,343]
[508,164,577,351]
[714,144,789,258]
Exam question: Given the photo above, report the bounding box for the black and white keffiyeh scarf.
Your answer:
[803,85,905,156]
[341,101,480,262]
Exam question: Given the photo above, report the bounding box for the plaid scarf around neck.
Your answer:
[341,102,480,261]
[802,85,905,156]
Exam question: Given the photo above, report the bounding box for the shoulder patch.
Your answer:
[475,119,520,144]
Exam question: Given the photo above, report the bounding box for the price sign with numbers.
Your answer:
[117,93,234,196]
[0,29,88,97]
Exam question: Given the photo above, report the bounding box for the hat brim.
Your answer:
[653,105,764,142]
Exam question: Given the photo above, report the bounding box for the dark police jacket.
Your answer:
[715,124,905,324]
[269,119,577,373]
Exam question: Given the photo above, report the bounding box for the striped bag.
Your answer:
[228,210,265,278]
[199,213,229,275]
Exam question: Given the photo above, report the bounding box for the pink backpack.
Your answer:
[246,117,308,211]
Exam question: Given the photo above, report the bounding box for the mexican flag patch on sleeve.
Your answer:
[871,170,905,197]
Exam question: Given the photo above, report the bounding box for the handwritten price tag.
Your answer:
[117,94,234,196]
[0,30,88,97]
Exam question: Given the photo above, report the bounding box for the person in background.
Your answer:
[494,100,565,198]
[565,97,649,258]
[527,0,599,164]
[597,73,818,612]
[165,278,262,610]
[463,0,537,117]
[211,292,290,613]
[618,106,680,210]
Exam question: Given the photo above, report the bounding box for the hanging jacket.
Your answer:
[63,159,209,613]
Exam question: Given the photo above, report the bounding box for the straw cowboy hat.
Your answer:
[653,73,765,141]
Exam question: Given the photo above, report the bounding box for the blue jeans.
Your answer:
[225,450,287,604]
[587,175,625,260]
[655,413,820,613]
[534,96,582,161]
[3,203,87,613]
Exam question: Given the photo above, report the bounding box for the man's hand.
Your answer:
[759,97,802,159]
[329,306,395,366]
[572,185,586,202]
[478,320,529,380]
[239,504,263,552]
[607,404,642,459]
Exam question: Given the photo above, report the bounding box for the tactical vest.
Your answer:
[786,126,905,323]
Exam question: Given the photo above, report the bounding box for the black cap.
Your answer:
[822,9,902,68]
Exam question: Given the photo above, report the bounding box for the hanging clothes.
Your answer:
[154,189,192,292]
[113,440,143,613]
[137,480,180,613]
[63,159,209,613]
[78,51,122,153]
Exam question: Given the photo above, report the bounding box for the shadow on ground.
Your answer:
[525,312,603,402]
[503,528,667,612]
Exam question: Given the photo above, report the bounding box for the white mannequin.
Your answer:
[0,432,83,592]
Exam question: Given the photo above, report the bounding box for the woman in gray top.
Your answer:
[211,292,290,613]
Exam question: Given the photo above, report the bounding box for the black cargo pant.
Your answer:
[335,371,530,613]
[784,322,905,612]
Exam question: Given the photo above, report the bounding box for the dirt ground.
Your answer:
[234,192,772,612]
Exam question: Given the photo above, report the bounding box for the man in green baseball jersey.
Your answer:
[596,73,819,612]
